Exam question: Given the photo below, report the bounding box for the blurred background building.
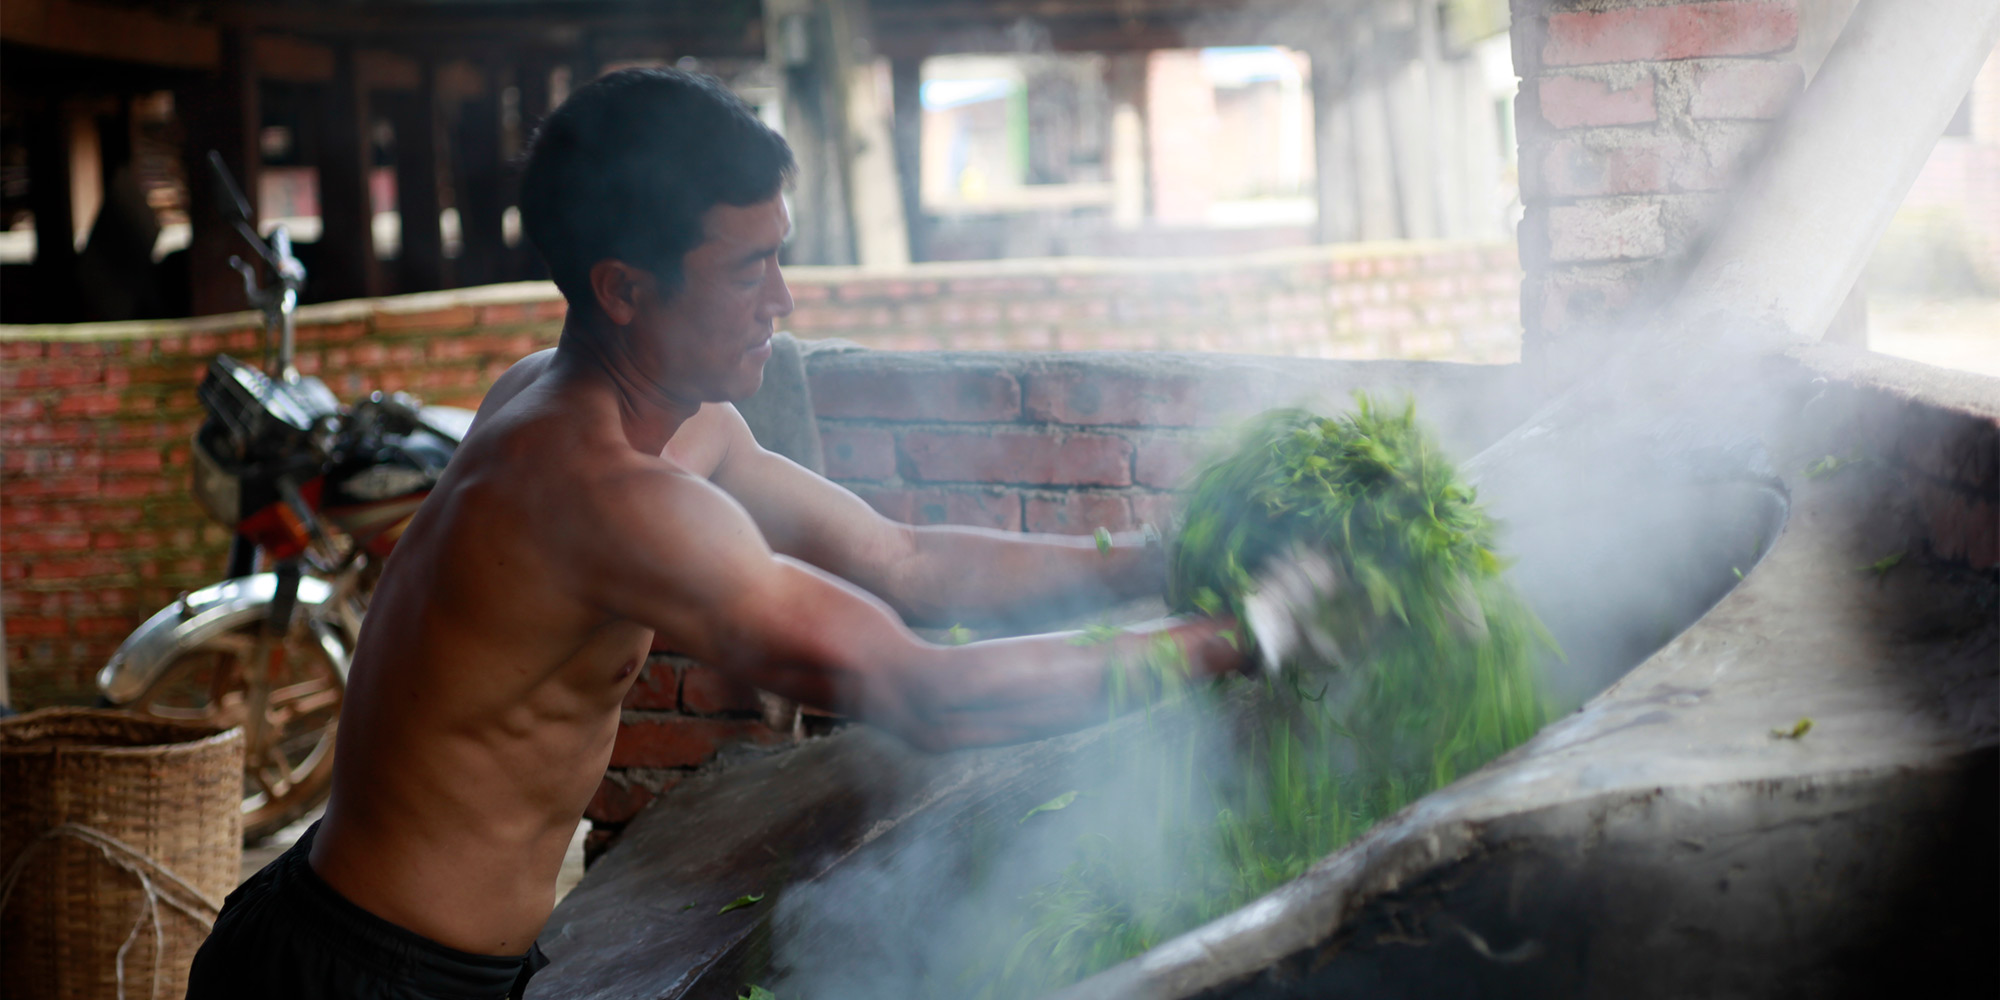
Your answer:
[0,0,1527,322]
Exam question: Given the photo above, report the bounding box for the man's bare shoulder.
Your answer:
[470,348,558,426]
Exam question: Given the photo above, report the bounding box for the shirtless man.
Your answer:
[186,69,1244,999]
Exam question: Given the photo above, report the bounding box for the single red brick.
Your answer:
[622,656,681,710]
[373,304,478,332]
[314,321,372,344]
[53,392,123,418]
[4,616,68,638]
[1547,200,1666,262]
[946,276,1050,296]
[1544,1,1798,66]
[1538,271,1642,334]
[1539,137,1661,197]
[1689,59,1803,119]
[585,771,684,825]
[474,302,551,326]
[93,530,163,551]
[1129,492,1181,531]
[100,476,168,499]
[0,341,45,361]
[850,486,1023,530]
[26,556,126,580]
[679,663,766,715]
[1022,371,1210,428]
[809,367,1021,422]
[1,396,45,419]
[1539,72,1657,128]
[100,448,164,473]
[608,715,778,768]
[900,428,1132,487]
[70,615,134,637]
[819,425,899,481]
[1024,493,1134,535]
[7,529,93,553]
[1133,436,1205,489]
[786,281,832,303]
[9,474,99,497]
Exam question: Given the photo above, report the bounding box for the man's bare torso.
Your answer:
[309,349,735,955]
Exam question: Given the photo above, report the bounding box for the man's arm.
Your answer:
[573,459,1238,750]
[709,406,1163,628]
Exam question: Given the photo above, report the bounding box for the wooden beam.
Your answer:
[253,34,336,84]
[358,49,422,92]
[1,0,219,71]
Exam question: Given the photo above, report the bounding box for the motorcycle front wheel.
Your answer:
[130,617,347,842]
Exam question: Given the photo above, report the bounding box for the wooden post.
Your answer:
[511,56,554,279]
[180,27,260,317]
[315,44,380,302]
[26,97,77,320]
[1105,53,1149,230]
[384,61,446,293]
[1309,40,1361,244]
[889,55,925,262]
[765,0,856,266]
[453,62,507,287]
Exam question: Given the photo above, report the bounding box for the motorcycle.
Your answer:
[96,152,474,841]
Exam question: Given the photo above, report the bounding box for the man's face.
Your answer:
[627,196,794,403]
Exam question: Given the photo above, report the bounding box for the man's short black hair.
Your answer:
[520,68,794,310]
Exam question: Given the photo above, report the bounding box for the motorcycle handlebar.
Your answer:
[208,151,303,285]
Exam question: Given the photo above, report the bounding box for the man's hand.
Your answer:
[1241,545,1350,675]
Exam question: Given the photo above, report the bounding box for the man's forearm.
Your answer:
[875,616,1240,750]
[883,524,1166,628]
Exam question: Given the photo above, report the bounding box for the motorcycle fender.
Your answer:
[96,574,341,705]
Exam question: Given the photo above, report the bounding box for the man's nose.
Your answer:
[761,262,795,321]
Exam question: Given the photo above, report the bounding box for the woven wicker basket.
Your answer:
[1,709,243,1000]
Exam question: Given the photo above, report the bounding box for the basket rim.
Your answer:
[0,706,244,757]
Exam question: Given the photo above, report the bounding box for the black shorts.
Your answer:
[186,823,548,1000]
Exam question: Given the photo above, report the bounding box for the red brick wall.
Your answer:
[1513,0,1805,367]
[1,242,1520,707]
[784,242,1521,361]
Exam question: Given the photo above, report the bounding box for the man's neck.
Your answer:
[554,318,698,457]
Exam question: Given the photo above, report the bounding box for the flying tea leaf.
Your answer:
[1068,624,1124,647]
[740,987,778,1000]
[1771,717,1813,740]
[1094,527,1114,555]
[1020,790,1079,824]
[718,893,765,915]
[1805,452,1865,480]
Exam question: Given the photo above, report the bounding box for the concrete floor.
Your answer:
[1869,294,2000,377]
[238,806,592,906]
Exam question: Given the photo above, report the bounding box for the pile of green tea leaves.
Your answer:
[967,396,1556,998]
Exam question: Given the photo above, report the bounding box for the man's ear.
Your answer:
[588,260,648,326]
